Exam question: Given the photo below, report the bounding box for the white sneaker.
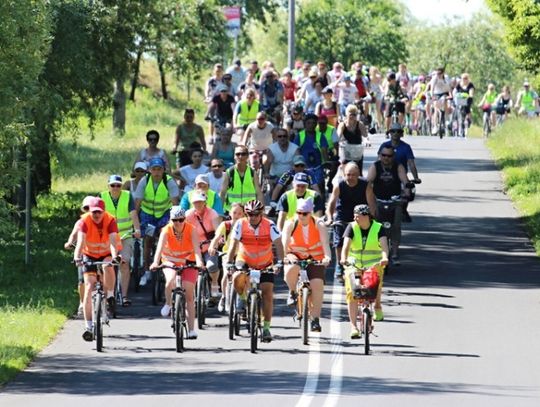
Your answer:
[211,285,220,298]
[139,271,152,286]
[160,304,171,317]
[77,303,84,316]
[217,296,225,313]
[187,330,198,339]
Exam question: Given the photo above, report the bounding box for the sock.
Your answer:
[263,321,270,330]
[107,290,114,298]
[85,320,92,330]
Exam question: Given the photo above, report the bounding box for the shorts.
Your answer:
[164,264,198,284]
[235,261,275,284]
[385,102,405,117]
[82,254,109,273]
[140,211,170,238]
[332,220,348,248]
[204,252,219,274]
[120,238,133,262]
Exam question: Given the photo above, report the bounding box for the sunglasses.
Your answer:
[277,134,288,138]
[212,164,224,168]
[235,152,248,157]
[257,118,266,121]
[297,212,310,216]
[110,184,122,188]
[135,169,146,173]
[172,218,185,223]
[381,153,394,158]
[147,138,158,142]
[246,212,262,217]
[82,206,89,211]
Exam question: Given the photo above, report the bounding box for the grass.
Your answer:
[486,117,540,253]
[0,58,197,385]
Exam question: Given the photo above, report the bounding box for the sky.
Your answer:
[402,0,488,24]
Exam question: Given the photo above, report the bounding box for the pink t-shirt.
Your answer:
[186,207,219,252]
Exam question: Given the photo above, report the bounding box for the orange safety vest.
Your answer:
[237,217,274,268]
[161,222,196,265]
[287,217,324,260]
[81,212,116,258]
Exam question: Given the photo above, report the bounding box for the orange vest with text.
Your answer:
[287,217,324,260]
[161,222,196,265]
[237,217,273,268]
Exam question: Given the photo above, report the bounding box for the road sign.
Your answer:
[223,6,241,38]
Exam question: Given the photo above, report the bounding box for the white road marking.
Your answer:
[295,331,321,407]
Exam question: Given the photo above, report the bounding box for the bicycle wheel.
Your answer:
[439,111,445,139]
[302,286,310,345]
[196,273,207,329]
[132,242,142,292]
[174,292,184,353]
[94,292,103,352]
[249,293,258,353]
[151,270,160,305]
[228,289,237,340]
[363,308,371,355]
[483,113,491,137]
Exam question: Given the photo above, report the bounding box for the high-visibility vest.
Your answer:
[522,91,535,110]
[101,191,133,237]
[237,100,260,126]
[187,189,216,210]
[348,221,383,268]
[81,212,116,258]
[298,129,324,150]
[317,125,335,147]
[161,222,196,265]
[285,189,316,219]
[237,217,273,268]
[287,217,324,260]
[141,174,172,218]
[225,167,257,210]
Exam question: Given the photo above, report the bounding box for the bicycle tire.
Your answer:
[174,292,184,353]
[94,292,103,352]
[132,242,142,292]
[302,286,310,345]
[228,289,237,340]
[250,293,258,353]
[151,270,160,305]
[196,273,207,329]
[296,289,303,328]
[483,113,491,137]
[363,308,371,355]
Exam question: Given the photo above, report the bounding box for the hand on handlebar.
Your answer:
[273,260,284,274]
[322,256,331,267]
[150,261,159,270]
[413,178,422,184]
[73,258,83,267]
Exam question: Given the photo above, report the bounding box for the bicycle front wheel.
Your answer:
[363,308,371,355]
[302,286,310,345]
[249,293,258,353]
[174,292,184,353]
[196,273,207,329]
[228,289,237,340]
[94,292,103,352]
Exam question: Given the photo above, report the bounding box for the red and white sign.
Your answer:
[222,6,241,37]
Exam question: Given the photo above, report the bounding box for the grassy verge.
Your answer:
[0,59,194,385]
[486,117,540,254]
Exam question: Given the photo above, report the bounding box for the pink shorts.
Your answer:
[165,266,199,284]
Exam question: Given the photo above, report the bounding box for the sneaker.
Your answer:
[211,285,220,298]
[310,318,322,332]
[374,309,384,321]
[287,291,297,307]
[217,296,225,313]
[334,264,344,280]
[82,328,93,342]
[106,297,116,317]
[187,330,198,339]
[139,270,152,286]
[122,297,132,307]
[77,303,84,317]
[391,255,400,266]
[161,304,171,317]
[350,327,361,339]
[262,328,272,343]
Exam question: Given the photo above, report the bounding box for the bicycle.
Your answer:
[375,195,402,264]
[224,263,241,340]
[481,104,492,137]
[195,262,211,330]
[453,92,469,138]
[131,237,143,292]
[286,258,324,345]
[154,264,203,352]
[433,95,447,139]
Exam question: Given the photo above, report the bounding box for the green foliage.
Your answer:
[406,13,517,89]
[486,0,540,75]
[295,0,408,69]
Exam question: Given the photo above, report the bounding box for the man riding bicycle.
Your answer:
[259,70,284,124]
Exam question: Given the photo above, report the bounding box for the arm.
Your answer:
[366,163,377,184]
[219,171,230,203]
[273,235,284,263]
[197,126,207,153]
[407,159,420,181]
[64,222,79,249]
[379,236,389,263]
[316,220,332,264]
[73,230,86,260]
[192,228,204,268]
[277,210,287,231]
[173,125,181,152]
[341,236,352,264]
[109,232,119,259]
[130,210,141,239]
[252,170,264,203]
[325,183,339,221]
[241,126,252,146]
[366,182,377,217]
[208,222,225,256]
[281,221,293,254]
[224,237,239,265]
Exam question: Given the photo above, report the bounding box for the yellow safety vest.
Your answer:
[225,167,256,210]
[285,189,316,219]
[237,100,260,126]
[101,190,133,237]
[141,175,172,218]
[348,221,383,268]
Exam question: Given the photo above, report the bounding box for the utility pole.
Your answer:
[24,146,31,267]
[288,0,295,69]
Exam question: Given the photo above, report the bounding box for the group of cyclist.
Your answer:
[67,57,435,345]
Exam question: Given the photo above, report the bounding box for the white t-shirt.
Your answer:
[338,84,358,104]
[180,164,209,192]
[430,75,451,95]
[247,122,274,150]
[231,219,281,241]
[206,171,224,193]
[268,142,299,177]
[226,66,247,91]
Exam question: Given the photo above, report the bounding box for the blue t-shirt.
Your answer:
[378,140,414,172]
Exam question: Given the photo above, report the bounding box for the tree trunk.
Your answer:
[129,47,143,101]
[157,51,168,100]
[113,78,126,134]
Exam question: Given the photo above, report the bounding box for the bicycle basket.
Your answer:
[354,286,378,300]
[361,266,380,290]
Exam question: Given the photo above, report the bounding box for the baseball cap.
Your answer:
[353,204,370,216]
[390,122,404,132]
[194,174,209,185]
[293,155,306,166]
[218,84,228,92]
[170,206,186,219]
[190,191,207,203]
[296,198,314,213]
[108,174,123,185]
[343,74,351,81]
[293,172,310,185]
[134,161,147,171]
[309,70,318,78]
[524,81,530,86]
[149,157,165,168]
[88,197,105,212]
[81,195,95,210]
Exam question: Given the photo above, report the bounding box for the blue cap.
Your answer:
[108,174,123,185]
[149,157,165,168]
[293,172,310,185]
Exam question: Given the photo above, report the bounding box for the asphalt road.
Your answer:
[2,134,540,406]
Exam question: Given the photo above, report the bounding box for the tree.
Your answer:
[295,0,408,70]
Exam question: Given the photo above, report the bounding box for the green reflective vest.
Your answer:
[522,91,535,110]
[285,189,316,219]
[225,167,257,210]
[348,221,383,268]
[237,100,260,126]
[101,190,133,237]
[485,90,497,105]
[298,129,324,150]
[317,125,335,147]
[188,189,216,210]
[141,175,173,218]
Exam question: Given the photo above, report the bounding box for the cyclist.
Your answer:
[226,59,246,93]
[477,83,498,128]
[207,85,236,128]
[266,128,300,189]
[133,129,171,173]
[366,146,410,265]
[100,175,142,306]
[337,104,367,176]
[315,86,339,127]
[179,174,224,216]
[206,158,226,192]
[233,89,260,136]
[276,172,324,230]
[259,70,284,124]
[335,74,359,120]
[454,73,475,128]
[134,157,180,286]
[210,126,236,169]
[494,85,513,122]
[224,199,284,342]
[325,162,376,281]
[429,67,451,136]
[340,204,389,338]
[241,111,275,156]
[172,108,206,168]
[123,162,147,194]
[208,202,245,312]
[204,63,224,102]
[73,197,120,341]
[317,115,339,192]
[150,206,204,339]
[282,198,331,332]
[237,68,260,100]
[177,148,209,193]
[516,81,538,117]
[411,75,427,132]
[384,72,408,134]
[220,145,264,213]
[285,104,305,140]
[185,192,221,298]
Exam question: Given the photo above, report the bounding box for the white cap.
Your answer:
[190,191,207,203]
[134,161,147,171]
[194,174,209,185]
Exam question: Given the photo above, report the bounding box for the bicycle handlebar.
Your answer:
[152,264,205,272]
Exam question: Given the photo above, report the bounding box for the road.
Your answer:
[2,135,540,406]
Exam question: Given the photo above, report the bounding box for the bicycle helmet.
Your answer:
[244,199,264,214]
[170,206,186,219]
[353,204,370,216]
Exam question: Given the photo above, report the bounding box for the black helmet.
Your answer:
[244,199,264,214]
